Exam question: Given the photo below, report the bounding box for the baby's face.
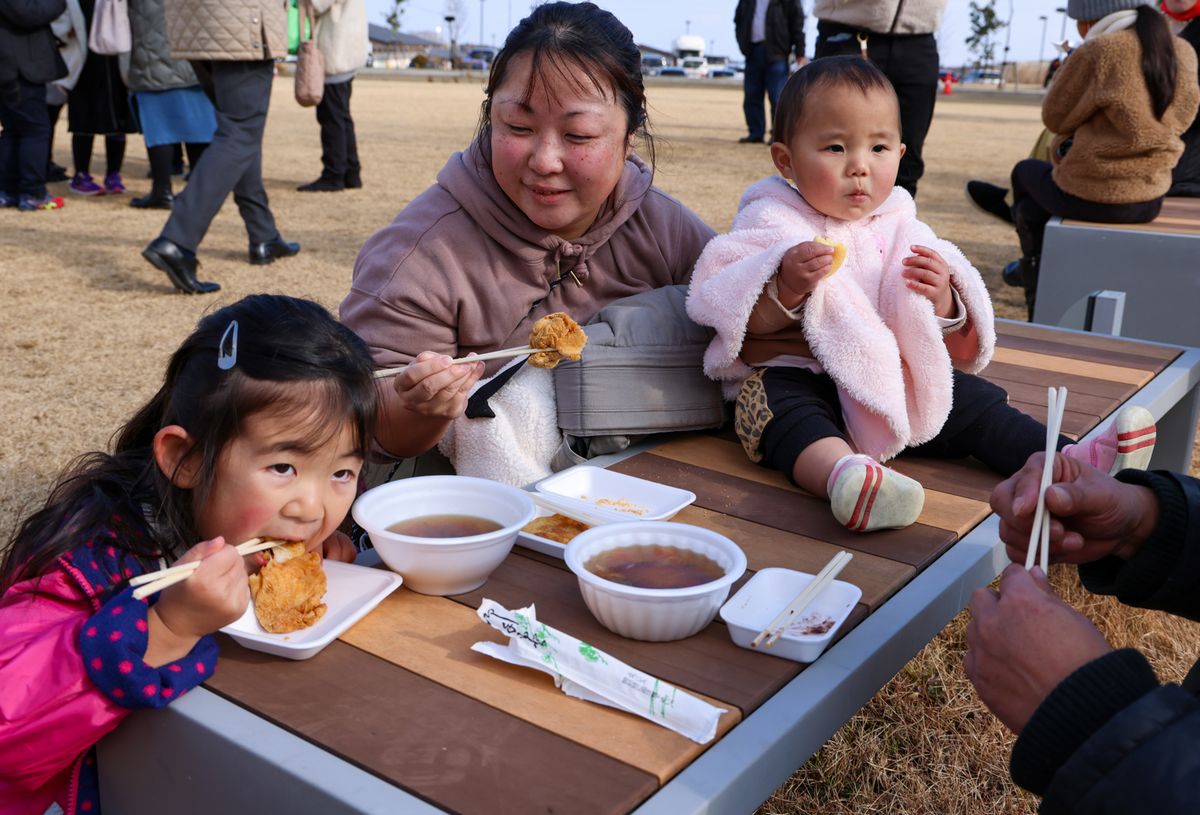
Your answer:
[771,84,904,221]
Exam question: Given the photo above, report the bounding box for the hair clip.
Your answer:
[217,320,239,370]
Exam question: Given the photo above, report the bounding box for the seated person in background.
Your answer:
[686,56,1156,533]
[1166,0,1200,195]
[985,0,1198,319]
[968,452,1200,812]
[340,2,714,464]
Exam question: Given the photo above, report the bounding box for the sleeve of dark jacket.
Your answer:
[1009,470,1200,814]
[733,0,751,58]
[784,0,804,58]
[0,0,66,30]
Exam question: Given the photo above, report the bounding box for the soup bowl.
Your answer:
[564,522,747,642]
[352,476,535,595]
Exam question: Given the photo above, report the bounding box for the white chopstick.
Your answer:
[1025,386,1068,573]
[528,492,616,528]
[752,550,853,649]
[130,538,283,600]
[373,346,538,380]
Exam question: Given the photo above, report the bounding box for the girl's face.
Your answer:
[770,84,905,222]
[193,409,363,555]
[489,52,634,241]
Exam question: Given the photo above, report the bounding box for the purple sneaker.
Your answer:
[68,173,105,196]
[104,172,126,194]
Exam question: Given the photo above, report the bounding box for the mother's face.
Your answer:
[489,53,633,242]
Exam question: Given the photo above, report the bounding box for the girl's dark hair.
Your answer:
[1,295,378,593]
[475,1,655,169]
[1135,4,1177,120]
[772,56,898,146]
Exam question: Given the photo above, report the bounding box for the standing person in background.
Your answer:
[813,0,947,197]
[296,0,366,192]
[1164,0,1200,195]
[45,0,85,182]
[125,0,215,209]
[66,0,136,196]
[734,0,805,144]
[0,0,67,210]
[143,0,301,294]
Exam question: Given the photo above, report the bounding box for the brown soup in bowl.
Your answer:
[387,514,502,538]
[584,544,724,589]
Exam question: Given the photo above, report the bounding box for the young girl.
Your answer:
[0,294,377,814]
[1006,0,1199,315]
[687,56,1157,532]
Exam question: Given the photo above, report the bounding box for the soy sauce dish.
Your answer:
[564,522,747,642]
[352,476,535,596]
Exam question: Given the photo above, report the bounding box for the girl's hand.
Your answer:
[320,530,357,563]
[902,245,954,317]
[777,240,835,306]
[146,538,249,665]
[391,351,484,420]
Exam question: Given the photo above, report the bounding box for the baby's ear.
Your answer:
[153,425,202,489]
[770,142,796,182]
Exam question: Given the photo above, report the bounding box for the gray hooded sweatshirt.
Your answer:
[341,140,715,374]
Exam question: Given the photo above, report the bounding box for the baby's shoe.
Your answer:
[828,454,925,532]
[68,172,104,195]
[1062,405,1155,474]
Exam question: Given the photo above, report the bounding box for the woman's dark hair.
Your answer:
[476,1,655,168]
[772,56,899,146]
[0,295,378,593]
[1135,4,1177,120]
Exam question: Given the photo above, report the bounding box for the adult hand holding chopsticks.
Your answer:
[375,351,485,458]
[143,537,250,667]
[990,452,1159,567]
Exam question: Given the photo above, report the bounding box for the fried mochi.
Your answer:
[248,542,328,633]
[528,312,587,369]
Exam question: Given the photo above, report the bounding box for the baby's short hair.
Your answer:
[772,55,899,145]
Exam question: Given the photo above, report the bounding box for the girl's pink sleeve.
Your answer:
[0,574,130,792]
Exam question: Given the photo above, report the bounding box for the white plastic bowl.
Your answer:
[352,476,535,595]
[564,521,747,642]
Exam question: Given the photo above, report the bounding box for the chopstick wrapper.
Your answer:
[472,599,724,744]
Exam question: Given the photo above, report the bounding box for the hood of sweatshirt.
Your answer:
[436,137,656,284]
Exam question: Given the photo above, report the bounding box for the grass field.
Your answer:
[1,77,1196,813]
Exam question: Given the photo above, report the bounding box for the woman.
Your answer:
[341,2,715,460]
[125,0,216,209]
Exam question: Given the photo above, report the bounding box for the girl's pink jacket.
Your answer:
[0,562,129,815]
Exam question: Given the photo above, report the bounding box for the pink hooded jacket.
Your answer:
[687,177,995,462]
[1,532,218,814]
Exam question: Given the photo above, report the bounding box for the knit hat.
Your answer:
[1066,0,1153,20]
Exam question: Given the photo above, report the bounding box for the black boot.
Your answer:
[142,237,220,294]
[297,174,345,192]
[130,189,174,209]
[248,235,301,265]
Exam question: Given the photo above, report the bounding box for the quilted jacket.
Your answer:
[164,0,286,61]
[127,0,197,91]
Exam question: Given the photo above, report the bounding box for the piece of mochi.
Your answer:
[814,236,846,276]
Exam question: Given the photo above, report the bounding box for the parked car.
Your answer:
[709,67,736,78]
[656,66,687,77]
[937,68,958,83]
[681,56,708,78]
[641,55,664,75]
[962,69,1002,85]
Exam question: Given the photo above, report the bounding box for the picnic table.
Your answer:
[99,321,1200,815]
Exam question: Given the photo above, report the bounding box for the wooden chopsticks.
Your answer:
[130,538,284,600]
[528,492,616,529]
[373,346,537,380]
[1025,386,1068,574]
[752,550,853,649]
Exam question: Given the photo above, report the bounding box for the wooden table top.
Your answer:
[204,322,1179,815]
[1062,195,1200,236]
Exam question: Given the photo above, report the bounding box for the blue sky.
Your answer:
[364,1,1072,69]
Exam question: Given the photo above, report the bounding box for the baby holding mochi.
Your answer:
[687,56,1155,532]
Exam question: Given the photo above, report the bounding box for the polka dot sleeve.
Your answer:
[78,587,219,709]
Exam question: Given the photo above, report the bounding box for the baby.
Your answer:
[687,56,1154,532]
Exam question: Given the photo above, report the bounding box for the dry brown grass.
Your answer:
[1,78,1196,813]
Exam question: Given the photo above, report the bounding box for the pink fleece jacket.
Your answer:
[341,139,715,376]
[687,177,995,462]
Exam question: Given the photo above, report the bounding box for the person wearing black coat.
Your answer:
[733,0,805,144]
[0,0,67,209]
[968,453,1200,814]
[1168,16,1200,196]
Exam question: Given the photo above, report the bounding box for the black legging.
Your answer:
[72,132,126,178]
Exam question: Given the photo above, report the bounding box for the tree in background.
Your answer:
[385,0,408,32]
[966,1,1003,71]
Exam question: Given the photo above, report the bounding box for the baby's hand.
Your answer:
[776,240,835,306]
[901,245,954,317]
[153,538,250,641]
